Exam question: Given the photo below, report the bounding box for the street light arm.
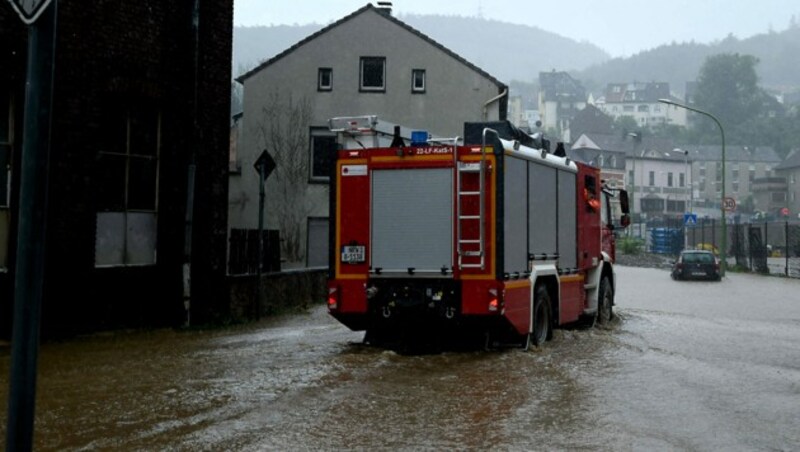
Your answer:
[658,98,727,277]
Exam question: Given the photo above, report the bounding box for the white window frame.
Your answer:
[411,68,426,93]
[317,67,332,91]
[360,57,386,92]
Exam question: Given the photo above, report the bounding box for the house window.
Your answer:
[95,104,160,267]
[623,105,634,112]
[360,57,386,92]
[1,88,11,270]
[733,182,739,193]
[609,155,616,167]
[666,200,685,212]
[310,127,336,182]
[641,198,664,212]
[638,105,648,112]
[411,69,426,93]
[597,154,604,167]
[667,172,673,187]
[318,68,332,91]
[772,192,786,202]
[732,165,740,181]
[680,173,685,187]
[648,171,655,186]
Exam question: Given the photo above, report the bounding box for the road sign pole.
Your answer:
[6,1,57,450]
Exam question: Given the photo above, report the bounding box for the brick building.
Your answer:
[1,2,232,337]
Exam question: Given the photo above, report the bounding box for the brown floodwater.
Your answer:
[2,265,800,450]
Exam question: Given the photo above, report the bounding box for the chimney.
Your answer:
[377,1,392,15]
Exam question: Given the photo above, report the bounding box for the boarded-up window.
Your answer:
[306,217,329,268]
[95,104,159,267]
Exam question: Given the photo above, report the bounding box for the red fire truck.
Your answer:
[326,116,630,348]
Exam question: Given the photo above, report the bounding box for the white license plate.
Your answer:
[692,271,707,276]
[341,246,365,264]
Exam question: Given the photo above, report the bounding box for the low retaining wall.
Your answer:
[228,268,328,322]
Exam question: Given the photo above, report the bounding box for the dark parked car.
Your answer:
[671,250,721,281]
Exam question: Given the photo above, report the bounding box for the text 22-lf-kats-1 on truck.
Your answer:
[326,116,630,348]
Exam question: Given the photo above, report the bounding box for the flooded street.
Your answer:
[2,265,800,450]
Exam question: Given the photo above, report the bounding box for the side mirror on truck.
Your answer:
[618,189,631,228]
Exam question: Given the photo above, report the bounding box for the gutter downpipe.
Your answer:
[483,88,508,121]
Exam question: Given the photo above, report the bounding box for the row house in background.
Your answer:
[538,70,585,142]
[232,3,508,268]
[683,145,782,218]
[595,82,687,128]
[1,2,233,337]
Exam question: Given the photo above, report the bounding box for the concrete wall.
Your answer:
[228,269,327,321]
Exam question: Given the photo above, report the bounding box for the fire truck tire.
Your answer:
[597,276,613,326]
[532,286,552,346]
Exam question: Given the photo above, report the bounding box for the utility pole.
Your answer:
[5,1,57,450]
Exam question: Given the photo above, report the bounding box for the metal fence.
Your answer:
[634,218,800,278]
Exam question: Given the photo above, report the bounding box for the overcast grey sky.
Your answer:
[233,0,799,57]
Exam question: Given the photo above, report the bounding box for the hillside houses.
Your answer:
[595,82,687,128]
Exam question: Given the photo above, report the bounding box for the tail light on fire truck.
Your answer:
[327,287,339,311]
[488,288,500,312]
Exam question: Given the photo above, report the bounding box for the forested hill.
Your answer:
[575,26,800,95]
[233,14,800,94]
[232,14,610,82]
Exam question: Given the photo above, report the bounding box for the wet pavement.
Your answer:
[2,265,800,450]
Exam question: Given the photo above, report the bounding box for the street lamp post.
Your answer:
[659,98,726,276]
[627,132,640,237]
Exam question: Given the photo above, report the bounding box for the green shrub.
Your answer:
[618,236,645,255]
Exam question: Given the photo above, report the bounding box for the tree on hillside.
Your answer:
[692,53,763,141]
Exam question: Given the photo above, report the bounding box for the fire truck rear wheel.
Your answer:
[597,276,613,326]
[532,286,552,346]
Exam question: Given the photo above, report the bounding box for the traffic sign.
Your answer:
[723,197,736,212]
[683,213,697,225]
[5,0,54,24]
